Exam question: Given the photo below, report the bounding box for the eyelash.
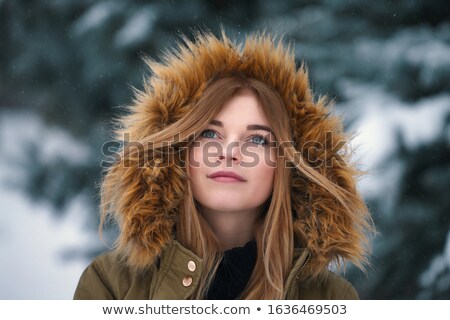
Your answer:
[200,129,269,146]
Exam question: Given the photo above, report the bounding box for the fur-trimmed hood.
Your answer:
[104,27,373,281]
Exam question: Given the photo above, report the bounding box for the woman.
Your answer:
[74,27,375,300]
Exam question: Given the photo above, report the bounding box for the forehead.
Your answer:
[214,90,269,126]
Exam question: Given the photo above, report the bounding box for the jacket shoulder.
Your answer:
[73,251,155,300]
[295,270,359,300]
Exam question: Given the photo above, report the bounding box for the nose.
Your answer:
[218,141,241,164]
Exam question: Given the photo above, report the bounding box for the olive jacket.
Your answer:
[74,28,371,300]
[74,239,358,300]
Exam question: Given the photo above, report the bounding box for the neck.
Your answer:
[201,207,259,251]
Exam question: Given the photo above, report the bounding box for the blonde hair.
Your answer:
[176,74,294,299]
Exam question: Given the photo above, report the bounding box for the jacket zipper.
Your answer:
[284,252,311,299]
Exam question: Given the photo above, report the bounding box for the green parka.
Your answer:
[74,239,358,299]
[74,27,372,300]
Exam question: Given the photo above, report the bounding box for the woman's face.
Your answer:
[188,89,277,215]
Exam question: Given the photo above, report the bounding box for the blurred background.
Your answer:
[1,0,449,299]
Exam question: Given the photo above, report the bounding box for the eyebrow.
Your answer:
[209,120,274,135]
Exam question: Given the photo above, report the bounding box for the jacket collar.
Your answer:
[150,239,310,299]
[284,248,311,299]
[150,240,204,299]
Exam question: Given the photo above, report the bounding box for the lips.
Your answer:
[207,170,246,182]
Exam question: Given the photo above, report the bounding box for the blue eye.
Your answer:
[251,135,268,145]
[200,129,217,139]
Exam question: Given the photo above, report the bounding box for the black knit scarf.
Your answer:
[205,239,257,300]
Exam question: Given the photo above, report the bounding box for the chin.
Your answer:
[204,199,249,212]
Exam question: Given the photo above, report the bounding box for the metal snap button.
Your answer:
[182,276,193,287]
[188,260,196,272]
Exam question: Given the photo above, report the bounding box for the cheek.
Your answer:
[244,145,277,167]
[251,160,276,191]
[188,146,207,191]
[188,144,207,171]
[246,147,277,172]
[188,145,201,166]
